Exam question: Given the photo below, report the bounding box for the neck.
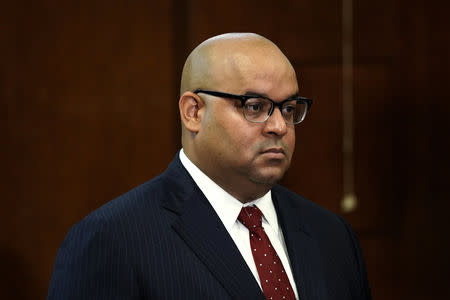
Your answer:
[182,148,274,203]
[208,172,273,203]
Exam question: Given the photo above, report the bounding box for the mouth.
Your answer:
[262,147,285,154]
[260,147,286,159]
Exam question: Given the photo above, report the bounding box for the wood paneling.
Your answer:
[279,0,342,63]
[1,1,175,298]
[348,64,395,232]
[281,65,342,212]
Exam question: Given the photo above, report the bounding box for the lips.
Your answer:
[260,147,286,159]
[262,147,285,154]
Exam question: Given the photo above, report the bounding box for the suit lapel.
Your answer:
[160,155,265,300]
[273,187,330,300]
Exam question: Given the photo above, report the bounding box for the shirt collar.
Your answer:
[179,149,279,234]
[248,194,279,233]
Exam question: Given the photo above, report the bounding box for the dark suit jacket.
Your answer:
[47,154,371,299]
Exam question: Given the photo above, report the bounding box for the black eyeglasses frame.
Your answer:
[193,89,313,124]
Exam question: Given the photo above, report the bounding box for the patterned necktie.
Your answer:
[238,206,296,300]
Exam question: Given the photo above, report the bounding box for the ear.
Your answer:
[179,91,205,133]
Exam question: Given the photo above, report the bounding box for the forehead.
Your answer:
[209,42,298,98]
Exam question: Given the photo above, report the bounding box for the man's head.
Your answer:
[179,33,300,202]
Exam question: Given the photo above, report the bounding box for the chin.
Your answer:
[249,169,286,186]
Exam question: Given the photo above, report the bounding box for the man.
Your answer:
[48,33,371,299]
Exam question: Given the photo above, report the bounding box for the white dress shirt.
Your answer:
[180,149,299,299]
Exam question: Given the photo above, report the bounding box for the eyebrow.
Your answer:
[244,91,300,100]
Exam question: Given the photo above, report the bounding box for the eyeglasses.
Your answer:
[194,89,312,125]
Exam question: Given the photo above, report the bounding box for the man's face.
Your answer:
[194,46,298,193]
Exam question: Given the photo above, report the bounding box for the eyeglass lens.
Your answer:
[243,98,308,124]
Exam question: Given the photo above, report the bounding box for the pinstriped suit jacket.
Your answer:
[47,153,371,299]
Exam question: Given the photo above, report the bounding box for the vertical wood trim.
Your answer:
[341,0,357,213]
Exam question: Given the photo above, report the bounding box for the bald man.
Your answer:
[48,33,371,300]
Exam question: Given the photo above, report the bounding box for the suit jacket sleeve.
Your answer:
[338,215,372,300]
[47,215,140,300]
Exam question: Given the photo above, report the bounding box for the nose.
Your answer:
[263,107,288,136]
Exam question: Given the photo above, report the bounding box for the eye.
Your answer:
[282,105,296,114]
[244,98,266,113]
[245,103,262,112]
[282,101,297,116]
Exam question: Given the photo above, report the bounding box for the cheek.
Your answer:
[214,108,251,147]
[217,126,258,166]
[205,117,242,155]
[210,104,267,160]
[222,125,252,153]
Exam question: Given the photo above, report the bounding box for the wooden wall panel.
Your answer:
[353,0,450,298]
[1,1,175,298]
[349,64,395,232]
[389,1,450,298]
[279,0,342,63]
[186,0,282,49]
[281,65,342,212]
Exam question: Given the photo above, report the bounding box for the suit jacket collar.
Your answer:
[160,153,265,300]
[272,186,330,300]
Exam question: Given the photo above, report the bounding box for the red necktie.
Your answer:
[238,206,296,300]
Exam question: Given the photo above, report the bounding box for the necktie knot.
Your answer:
[238,205,263,230]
